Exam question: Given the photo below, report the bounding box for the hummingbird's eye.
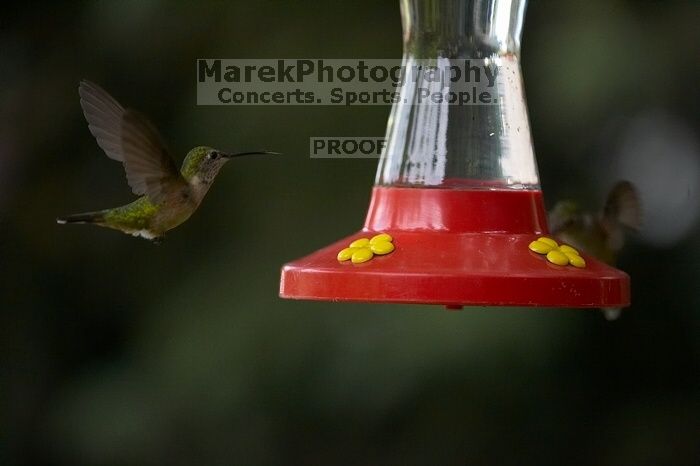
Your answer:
[209,151,219,160]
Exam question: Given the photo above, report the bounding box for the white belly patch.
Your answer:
[130,229,157,239]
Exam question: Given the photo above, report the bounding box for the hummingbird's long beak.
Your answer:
[223,151,282,158]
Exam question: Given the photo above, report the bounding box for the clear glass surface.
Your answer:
[376,0,540,189]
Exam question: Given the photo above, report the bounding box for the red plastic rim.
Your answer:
[280,187,631,308]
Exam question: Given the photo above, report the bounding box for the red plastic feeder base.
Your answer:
[280,187,630,308]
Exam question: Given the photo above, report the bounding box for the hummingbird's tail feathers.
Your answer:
[603,181,642,231]
[56,210,106,225]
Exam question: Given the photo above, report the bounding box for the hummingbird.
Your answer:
[548,181,642,266]
[57,80,279,243]
[548,181,642,321]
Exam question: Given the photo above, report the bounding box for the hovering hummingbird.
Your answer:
[549,181,642,321]
[57,80,279,243]
[548,181,642,266]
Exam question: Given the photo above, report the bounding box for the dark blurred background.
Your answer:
[1,1,699,465]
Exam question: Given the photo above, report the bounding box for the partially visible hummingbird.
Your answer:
[57,80,279,243]
[548,181,642,266]
[549,181,642,321]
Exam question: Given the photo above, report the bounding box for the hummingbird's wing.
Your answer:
[119,110,186,202]
[79,80,186,203]
[601,180,642,253]
[603,181,642,231]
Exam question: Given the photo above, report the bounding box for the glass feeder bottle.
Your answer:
[378,0,538,190]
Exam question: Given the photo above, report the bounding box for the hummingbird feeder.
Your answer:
[279,0,630,308]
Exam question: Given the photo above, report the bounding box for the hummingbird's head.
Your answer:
[181,146,281,184]
[548,200,582,234]
[181,146,231,184]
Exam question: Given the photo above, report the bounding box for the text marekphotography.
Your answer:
[197,58,503,106]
